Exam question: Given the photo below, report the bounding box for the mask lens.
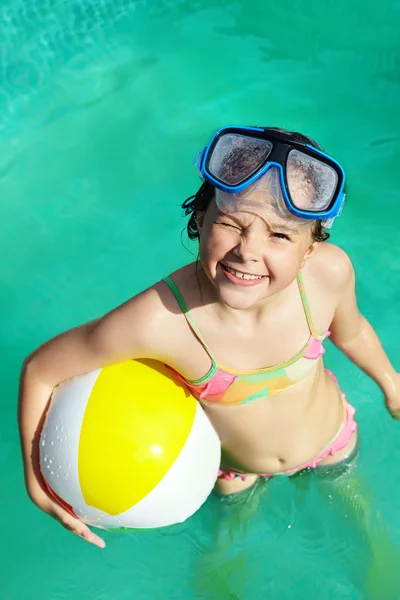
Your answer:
[286,150,338,212]
[208,133,273,186]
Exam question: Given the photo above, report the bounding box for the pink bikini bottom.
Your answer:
[218,371,358,482]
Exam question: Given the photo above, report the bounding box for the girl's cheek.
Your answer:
[204,232,230,255]
[199,237,220,263]
[263,247,300,278]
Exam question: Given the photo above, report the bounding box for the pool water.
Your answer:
[2,0,400,598]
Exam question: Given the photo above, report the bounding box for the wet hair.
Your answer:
[182,127,335,243]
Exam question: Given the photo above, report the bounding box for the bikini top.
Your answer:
[163,272,330,406]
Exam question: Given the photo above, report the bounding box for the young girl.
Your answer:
[19,125,400,549]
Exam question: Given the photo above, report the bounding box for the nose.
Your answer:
[233,229,265,262]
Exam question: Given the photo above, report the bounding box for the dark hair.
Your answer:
[182,127,334,243]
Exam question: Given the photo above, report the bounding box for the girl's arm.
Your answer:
[19,284,173,546]
[329,257,400,416]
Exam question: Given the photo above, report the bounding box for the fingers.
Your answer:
[73,528,106,549]
[53,506,106,549]
[29,485,106,548]
[387,406,400,419]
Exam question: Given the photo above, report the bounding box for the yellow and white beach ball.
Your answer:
[39,359,220,529]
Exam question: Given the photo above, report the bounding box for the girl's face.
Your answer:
[198,199,317,311]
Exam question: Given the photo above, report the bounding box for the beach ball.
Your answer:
[39,359,220,529]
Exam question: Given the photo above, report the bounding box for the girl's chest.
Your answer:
[169,275,336,379]
[191,300,332,371]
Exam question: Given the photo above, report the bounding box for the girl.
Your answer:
[19,126,400,549]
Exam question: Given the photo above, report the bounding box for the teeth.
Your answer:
[225,266,264,280]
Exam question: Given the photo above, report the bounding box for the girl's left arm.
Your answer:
[329,257,400,418]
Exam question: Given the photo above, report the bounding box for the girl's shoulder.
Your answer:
[157,262,201,305]
[163,261,198,284]
[309,242,354,294]
[128,263,197,315]
[98,263,198,364]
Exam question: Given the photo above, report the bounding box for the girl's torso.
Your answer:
[155,251,343,474]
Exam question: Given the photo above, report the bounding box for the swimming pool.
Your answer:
[2,0,400,598]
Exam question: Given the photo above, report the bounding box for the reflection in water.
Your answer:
[191,463,400,600]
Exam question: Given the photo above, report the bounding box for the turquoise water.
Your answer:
[2,0,400,598]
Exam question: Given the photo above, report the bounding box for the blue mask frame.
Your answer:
[196,126,346,222]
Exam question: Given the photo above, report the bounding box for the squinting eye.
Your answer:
[216,221,239,230]
[272,233,289,240]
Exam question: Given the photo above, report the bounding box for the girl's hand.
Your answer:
[29,484,106,548]
[384,373,400,420]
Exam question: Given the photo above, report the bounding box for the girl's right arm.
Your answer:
[18,285,173,548]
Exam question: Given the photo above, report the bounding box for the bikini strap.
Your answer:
[296,271,320,338]
[162,277,217,361]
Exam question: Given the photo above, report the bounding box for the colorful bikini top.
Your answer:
[163,273,330,406]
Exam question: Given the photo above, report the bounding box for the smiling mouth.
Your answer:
[221,263,268,281]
